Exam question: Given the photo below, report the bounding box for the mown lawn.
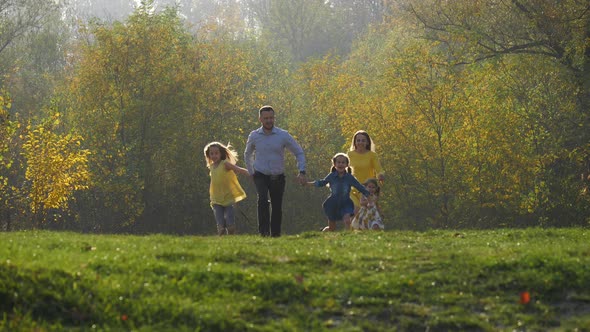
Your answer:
[1,228,589,331]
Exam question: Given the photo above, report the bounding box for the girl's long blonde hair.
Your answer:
[203,142,238,168]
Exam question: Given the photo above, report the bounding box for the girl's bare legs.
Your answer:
[343,214,352,230]
[322,220,337,232]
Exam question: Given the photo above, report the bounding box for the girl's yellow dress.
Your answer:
[347,150,384,207]
[209,160,247,206]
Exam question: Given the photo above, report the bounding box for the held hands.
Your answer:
[296,173,307,186]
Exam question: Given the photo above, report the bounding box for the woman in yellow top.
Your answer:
[347,130,385,215]
[204,142,250,235]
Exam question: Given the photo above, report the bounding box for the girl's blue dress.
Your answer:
[314,171,370,221]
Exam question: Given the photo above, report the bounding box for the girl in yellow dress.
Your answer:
[204,142,250,235]
[347,130,385,215]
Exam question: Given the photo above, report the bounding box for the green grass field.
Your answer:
[1,228,589,331]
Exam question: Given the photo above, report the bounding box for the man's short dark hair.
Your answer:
[259,105,275,116]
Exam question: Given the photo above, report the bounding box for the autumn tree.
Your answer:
[0,0,68,229]
[60,3,197,232]
[492,55,584,225]
[321,15,566,227]
[59,0,297,233]
[402,0,590,225]
[21,112,90,225]
[0,91,15,230]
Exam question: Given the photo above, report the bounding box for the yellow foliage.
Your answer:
[22,114,90,216]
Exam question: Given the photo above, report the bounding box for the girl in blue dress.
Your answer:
[307,153,370,232]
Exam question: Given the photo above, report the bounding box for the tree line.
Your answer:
[1,0,589,234]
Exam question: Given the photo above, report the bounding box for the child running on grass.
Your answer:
[204,142,250,235]
[306,153,370,232]
[351,178,384,230]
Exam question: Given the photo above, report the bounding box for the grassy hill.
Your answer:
[1,228,589,331]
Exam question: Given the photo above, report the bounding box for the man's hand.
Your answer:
[297,173,307,185]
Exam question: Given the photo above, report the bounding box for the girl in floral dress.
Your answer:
[351,178,384,230]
